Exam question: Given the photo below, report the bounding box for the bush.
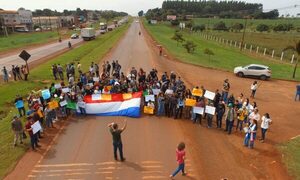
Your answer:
[193,24,205,32]
[231,23,244,32]
[182,40,197,53]
[172,30,185,46]
[213,21,228,31]
[256,24,270,32]
[171,20,180,26]
[273,24,294,32]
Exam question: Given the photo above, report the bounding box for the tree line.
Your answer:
[32,8,128,20]
[145,0,279,20]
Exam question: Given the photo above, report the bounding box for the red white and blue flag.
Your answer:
[80,92,142,118]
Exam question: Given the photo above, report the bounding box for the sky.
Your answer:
[0,0,299,16]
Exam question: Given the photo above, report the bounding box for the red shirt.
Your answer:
[25,121,33,136]
[176,149,185,164]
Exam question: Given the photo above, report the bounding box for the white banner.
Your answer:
[205,106,216,115]
[31,121,42,134]
[204,90,216,100]
[193,107,204,115]
[145,95,155,102]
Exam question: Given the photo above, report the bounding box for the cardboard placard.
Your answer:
[42,89,51,100]
[62,87,70,93]
[165,89,174,95]
[31,121,42,134]
[145,95,155,102]
[193,107,204,115]
[93,77,99,82]
[185,99,196,107]
[152,89,161,95]
[144,106,154,114]
[192,88,203,97]
[59,100,67,106]
[204,90,216,100]
[48,101,59,109]
[205,106,216,115]
[54,83,61,89]
[101,94,112,101]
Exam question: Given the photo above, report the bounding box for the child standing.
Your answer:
[170,142,187,179]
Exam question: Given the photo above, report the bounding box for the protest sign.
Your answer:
[192,88,203,97]
[204,90,216,100]
[165,89,174,95]
[41,89,51,100]
[62,87,70,93]
[93,77,99,82]
[59,100,67,107]
[92,94,101,101]
[48,101,59,109]
[152,89,161,95]
[67,101,77,110]
[143,90,149,96]
[88,83,94,87]
[15,100,24,108]
[31,121,42,134]
[144,106,154,114]
[193,107,204,115]
[185,99,196,107]
[205,106,216,115]
[54,83,61,89]
[145,95,155,102]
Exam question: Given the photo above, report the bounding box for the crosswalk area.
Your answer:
[28,160,195,179]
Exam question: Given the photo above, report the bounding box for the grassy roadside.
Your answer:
[143,20,300,81]
[278,137,300,179]
[0,21,130,179]
[0,31,60,52]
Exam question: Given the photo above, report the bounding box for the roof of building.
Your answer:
[0,10,18,14]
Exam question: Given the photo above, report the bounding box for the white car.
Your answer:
[234,64,271,80]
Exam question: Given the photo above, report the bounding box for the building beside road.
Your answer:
[0,8,33,32]
[32,16,75,30]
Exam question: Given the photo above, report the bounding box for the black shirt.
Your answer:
[110,128,123,143]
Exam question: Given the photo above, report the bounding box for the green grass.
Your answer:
[0,31,60,52]
[278,137,300,179]
[194,18,300,30]
[0,22,129,179]
[193,18,300,59]
[143,20,300,81]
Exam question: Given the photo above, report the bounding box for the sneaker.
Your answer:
[169,175,174,179]
[120,158,126,162]
[182,172,187,176]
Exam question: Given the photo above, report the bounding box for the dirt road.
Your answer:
[6,21,300,180]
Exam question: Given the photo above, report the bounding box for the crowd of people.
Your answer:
[1,65,29,82]
[11,60,273,152]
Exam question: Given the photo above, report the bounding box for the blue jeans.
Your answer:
[216,113,223,128]
[244,133,256,148]
[295,93,300,101]
[225,120,234,134]
[113,142,124,160]
[222,91,229,103]
[261,128,268,140]
[172,163,185,177]
[79,107,86,115]
[157,102,164,116]
[30,134,38,150]
[236,120,243,131]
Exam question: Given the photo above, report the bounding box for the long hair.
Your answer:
[177,142,185,151]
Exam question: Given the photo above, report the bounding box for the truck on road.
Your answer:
[100,22,107,34]
[81,28,96,41]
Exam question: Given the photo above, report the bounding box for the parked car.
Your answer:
[234,64,271,80]
[35,28,41,32]
[71,33,79,39]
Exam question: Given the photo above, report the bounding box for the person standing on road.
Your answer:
[108,119,127,161]
[11,116,24,147]
[216,100,225,129]
[12,65,17,81]
[225,103,235,134]
[244,119,258,149]
[259,113,272,143]
[295,84,300,101]
[25,116,40,151]
[169,142,187,179]
[250,81,258,98]
[2,66,9,82]
[221,79,230,104]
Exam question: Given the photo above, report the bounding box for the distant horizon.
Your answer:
[0,0,299,16]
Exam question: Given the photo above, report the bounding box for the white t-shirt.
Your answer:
[261,116,272,129]
[251,84,258,90]
[249,112,260,123]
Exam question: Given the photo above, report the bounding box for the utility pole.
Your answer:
[240,17,248,51]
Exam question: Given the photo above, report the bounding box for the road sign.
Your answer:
[19,50,31,62]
